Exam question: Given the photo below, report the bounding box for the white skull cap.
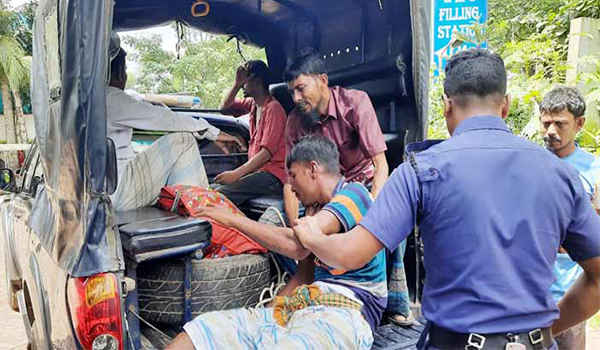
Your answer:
[109,31,121,62]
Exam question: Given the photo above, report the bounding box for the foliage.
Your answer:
[0,9,29,92]
[591,312,600,330]
[429,0,600,156]
[14,0,37,56]
[123,30,266,108]
[427,74,449,140]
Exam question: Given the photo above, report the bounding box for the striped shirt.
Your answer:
[314,180,388,331]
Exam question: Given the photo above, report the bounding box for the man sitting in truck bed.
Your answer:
[166,135,386,350]
[107,41,243,211]
[213,61,287,207]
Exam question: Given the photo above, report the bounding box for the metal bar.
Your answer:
[389,101,396,132]
[124,260,141,350]
[0,144,31,152]
[361,4,367,63]
[133,242,207,263]
[348,0,368,63]
[184,254,193,323]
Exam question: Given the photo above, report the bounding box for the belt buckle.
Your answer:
[528,329,544,345]
[465,333,486,350]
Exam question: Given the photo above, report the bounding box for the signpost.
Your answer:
[433,0,488,75]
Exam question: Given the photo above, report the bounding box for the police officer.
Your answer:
[293,49,600,350]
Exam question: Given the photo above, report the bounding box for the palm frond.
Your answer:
[0,35,29,91]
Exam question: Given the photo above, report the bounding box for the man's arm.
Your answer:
[294,164,420,271]
[197,204,310,260]
[215,148,271,184]
[293,217,384,271]
[111,91,222,139]
[216,101,285,184]
[283,183,300,226]
[370,152,389,198]
[220,66,249,113]
[275,258,315,298]
[351,92,387,195]
[552,257,600,335]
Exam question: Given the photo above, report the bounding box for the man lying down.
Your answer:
[166,135,387,350]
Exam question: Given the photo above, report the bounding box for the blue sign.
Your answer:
[433,0,488,75]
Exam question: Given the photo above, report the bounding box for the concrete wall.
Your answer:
[567,17,600,128]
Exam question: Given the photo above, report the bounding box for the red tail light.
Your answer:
[67,273,123,350]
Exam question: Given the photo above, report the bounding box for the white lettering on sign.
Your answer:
[437,24,476,39]
[439,7,480,21]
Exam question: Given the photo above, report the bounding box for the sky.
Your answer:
[9,0,179,75]
[8,0,179,53]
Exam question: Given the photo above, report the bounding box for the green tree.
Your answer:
[123,30,266,108]
[429,0,600,147]
[0,4,31,145]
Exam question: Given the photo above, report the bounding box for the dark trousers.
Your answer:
[425,344,559,350]
[555,321,586,350]
[214,171,283,207]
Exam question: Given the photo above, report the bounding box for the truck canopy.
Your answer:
[29,0,431,276]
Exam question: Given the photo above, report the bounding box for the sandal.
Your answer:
[386,313,415,327]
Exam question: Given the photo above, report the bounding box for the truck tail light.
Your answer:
[67,273,123,350]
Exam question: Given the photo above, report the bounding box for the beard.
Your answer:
[303,109,321,128]
[298,101,321,129]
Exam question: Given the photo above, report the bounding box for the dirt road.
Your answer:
[0,242,28,350]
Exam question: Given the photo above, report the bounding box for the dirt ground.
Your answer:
[0,242,598,349]
[0,242,28,350]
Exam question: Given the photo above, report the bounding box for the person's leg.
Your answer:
[167,307,272,350]
[386,239,413,325]
[554,321,586,350]
[265,306,373,349]
[169,306,372,350]
[165,332,195,350]
[214,171,282,207]
[111,132,207,211]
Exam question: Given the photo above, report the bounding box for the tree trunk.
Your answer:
[1,80,16,144]
[1,80,19,169]
[12,91,28,144]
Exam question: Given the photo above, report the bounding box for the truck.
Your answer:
[0,0,432,348]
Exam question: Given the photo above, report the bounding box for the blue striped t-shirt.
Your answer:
[314,180,388,331]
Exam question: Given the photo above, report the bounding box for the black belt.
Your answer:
[428,324,554,350]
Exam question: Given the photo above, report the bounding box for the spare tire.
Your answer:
[137,254,274,325]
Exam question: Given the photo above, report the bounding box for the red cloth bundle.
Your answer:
[158,185,267,258]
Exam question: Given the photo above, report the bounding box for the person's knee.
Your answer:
[162,131,195,144]
[166,331,196,350]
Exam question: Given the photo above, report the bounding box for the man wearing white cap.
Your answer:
[107,34,243,211]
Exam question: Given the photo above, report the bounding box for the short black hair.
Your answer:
[247,60,270,91]
[110,47,127,82]
[444,48,507,107]
[540,85,586,118]
[286,135,340,175]
[283,48,327,82]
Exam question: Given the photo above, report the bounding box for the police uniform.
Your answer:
[360,116,600,349]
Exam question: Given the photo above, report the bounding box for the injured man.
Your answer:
[166,135,387,350]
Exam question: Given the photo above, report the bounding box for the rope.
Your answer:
[255,206,292,308]
[129,308,173,346]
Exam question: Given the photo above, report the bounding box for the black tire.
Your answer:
[137,254,274,325]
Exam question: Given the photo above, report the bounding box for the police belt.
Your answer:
[428,323,554,350]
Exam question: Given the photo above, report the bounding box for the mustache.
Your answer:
[543,136,561,143]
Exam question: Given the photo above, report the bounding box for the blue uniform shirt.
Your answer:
[360,116,600,334]
[551,146,600,302]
